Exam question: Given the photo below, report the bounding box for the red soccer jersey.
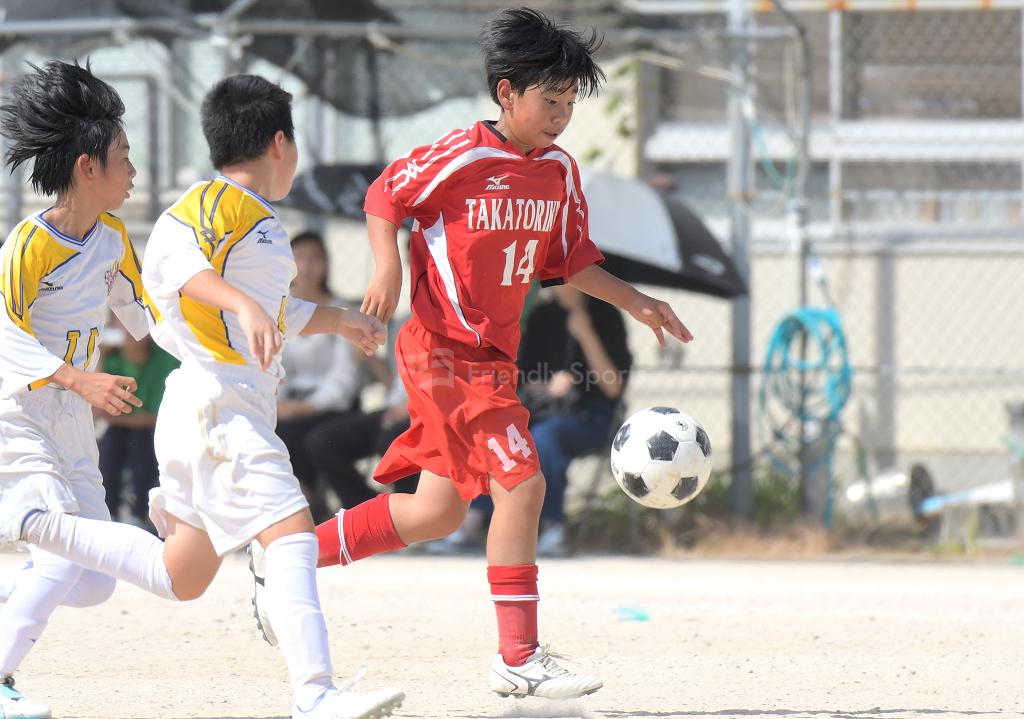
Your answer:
[364,120,604,361]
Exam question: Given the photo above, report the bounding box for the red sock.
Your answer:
[315,515,342,568]
[488,564,539,667]
[315,493,406,568]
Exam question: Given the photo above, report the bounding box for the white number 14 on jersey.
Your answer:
[500,239,538,286]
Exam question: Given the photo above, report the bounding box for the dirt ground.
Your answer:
[4,550,1023,719]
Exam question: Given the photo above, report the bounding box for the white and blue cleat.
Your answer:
[0,676,51,719]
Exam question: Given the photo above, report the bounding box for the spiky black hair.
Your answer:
[200,74,294,169]
[0,60,125,197]
[480,7,605,104]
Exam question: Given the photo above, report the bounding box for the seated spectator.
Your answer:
[436,284,632,556]
[277,231,390,521]
[304,353,417,510]
[98,322,179,528]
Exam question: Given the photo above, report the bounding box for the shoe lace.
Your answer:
[536,645,575,677]
[336,666,367,692]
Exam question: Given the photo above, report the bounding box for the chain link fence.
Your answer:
[645,5,1024,524]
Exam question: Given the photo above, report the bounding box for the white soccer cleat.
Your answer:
[0,676,51,719]
[292,687,405,719]
[247,541,277,646]
[489,645,603,699]
[0,484,45,549]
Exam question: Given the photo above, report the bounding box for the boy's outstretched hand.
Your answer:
[337,307,388,356]
[628,293,693,347]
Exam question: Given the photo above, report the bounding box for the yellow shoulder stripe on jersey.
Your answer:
[174,180,275,364]
[102,212,162,324]
[1,221,79,336]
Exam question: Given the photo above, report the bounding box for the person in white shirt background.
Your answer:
[277,231,392,521]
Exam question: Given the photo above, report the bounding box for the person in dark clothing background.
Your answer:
[98,325,179,529]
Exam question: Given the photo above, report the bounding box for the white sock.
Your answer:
[0,549,84,675]
[61,569,117,609]
[0,562,27,602]
[24,511,175,600]
[263,533,335,710]
[0,559,115,610]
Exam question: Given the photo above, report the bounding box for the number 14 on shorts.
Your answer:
[488,423,532,472]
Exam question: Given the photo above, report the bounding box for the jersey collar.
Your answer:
[33,209,99,246]
[479,120,539,158]
[216,175,277,215]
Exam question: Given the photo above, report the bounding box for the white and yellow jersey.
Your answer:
[0,211,152,398]
[143,176,316,381]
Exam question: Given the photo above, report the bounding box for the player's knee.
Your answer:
[519,472,547,505]
[491,473,546,516]
[171,584,207,601]
[424,502,468,539]
[438,507,469,537]
[63,571,116,608]
[170,575,213,601]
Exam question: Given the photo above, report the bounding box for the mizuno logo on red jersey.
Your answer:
[465,197,562,232]
[485,174,511,191]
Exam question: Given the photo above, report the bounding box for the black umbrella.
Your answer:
[280,163,386,220]
[580,170,746,298]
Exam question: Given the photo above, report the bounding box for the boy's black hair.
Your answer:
[200,74,295,169]
[480,7,605,104]
[0,60,125,197]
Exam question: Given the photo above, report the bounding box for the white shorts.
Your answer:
[149,363,308,556]
[0,386,109,520]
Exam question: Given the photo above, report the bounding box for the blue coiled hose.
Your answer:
[759,307,852,524]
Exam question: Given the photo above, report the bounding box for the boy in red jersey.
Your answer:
[251,7,693,700]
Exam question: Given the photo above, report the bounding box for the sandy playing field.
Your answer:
[4,550,1022,719]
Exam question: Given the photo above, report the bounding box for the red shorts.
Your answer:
[373,318,540,500]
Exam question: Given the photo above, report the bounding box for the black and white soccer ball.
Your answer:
[610,407,713,509]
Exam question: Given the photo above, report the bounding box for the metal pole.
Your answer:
[1,133,22,236]
[771,1,816,517]
[1016,8,1024,544]
[876,245,897,471]
[146,78,161,222]
[366,40,386,163]
[622,0,1023,12]
[828,10,843,230]
[634,59,660,179]
[1,60,22,235]
[728,0,754,518]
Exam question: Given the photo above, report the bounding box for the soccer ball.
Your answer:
[610,407,713,509]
